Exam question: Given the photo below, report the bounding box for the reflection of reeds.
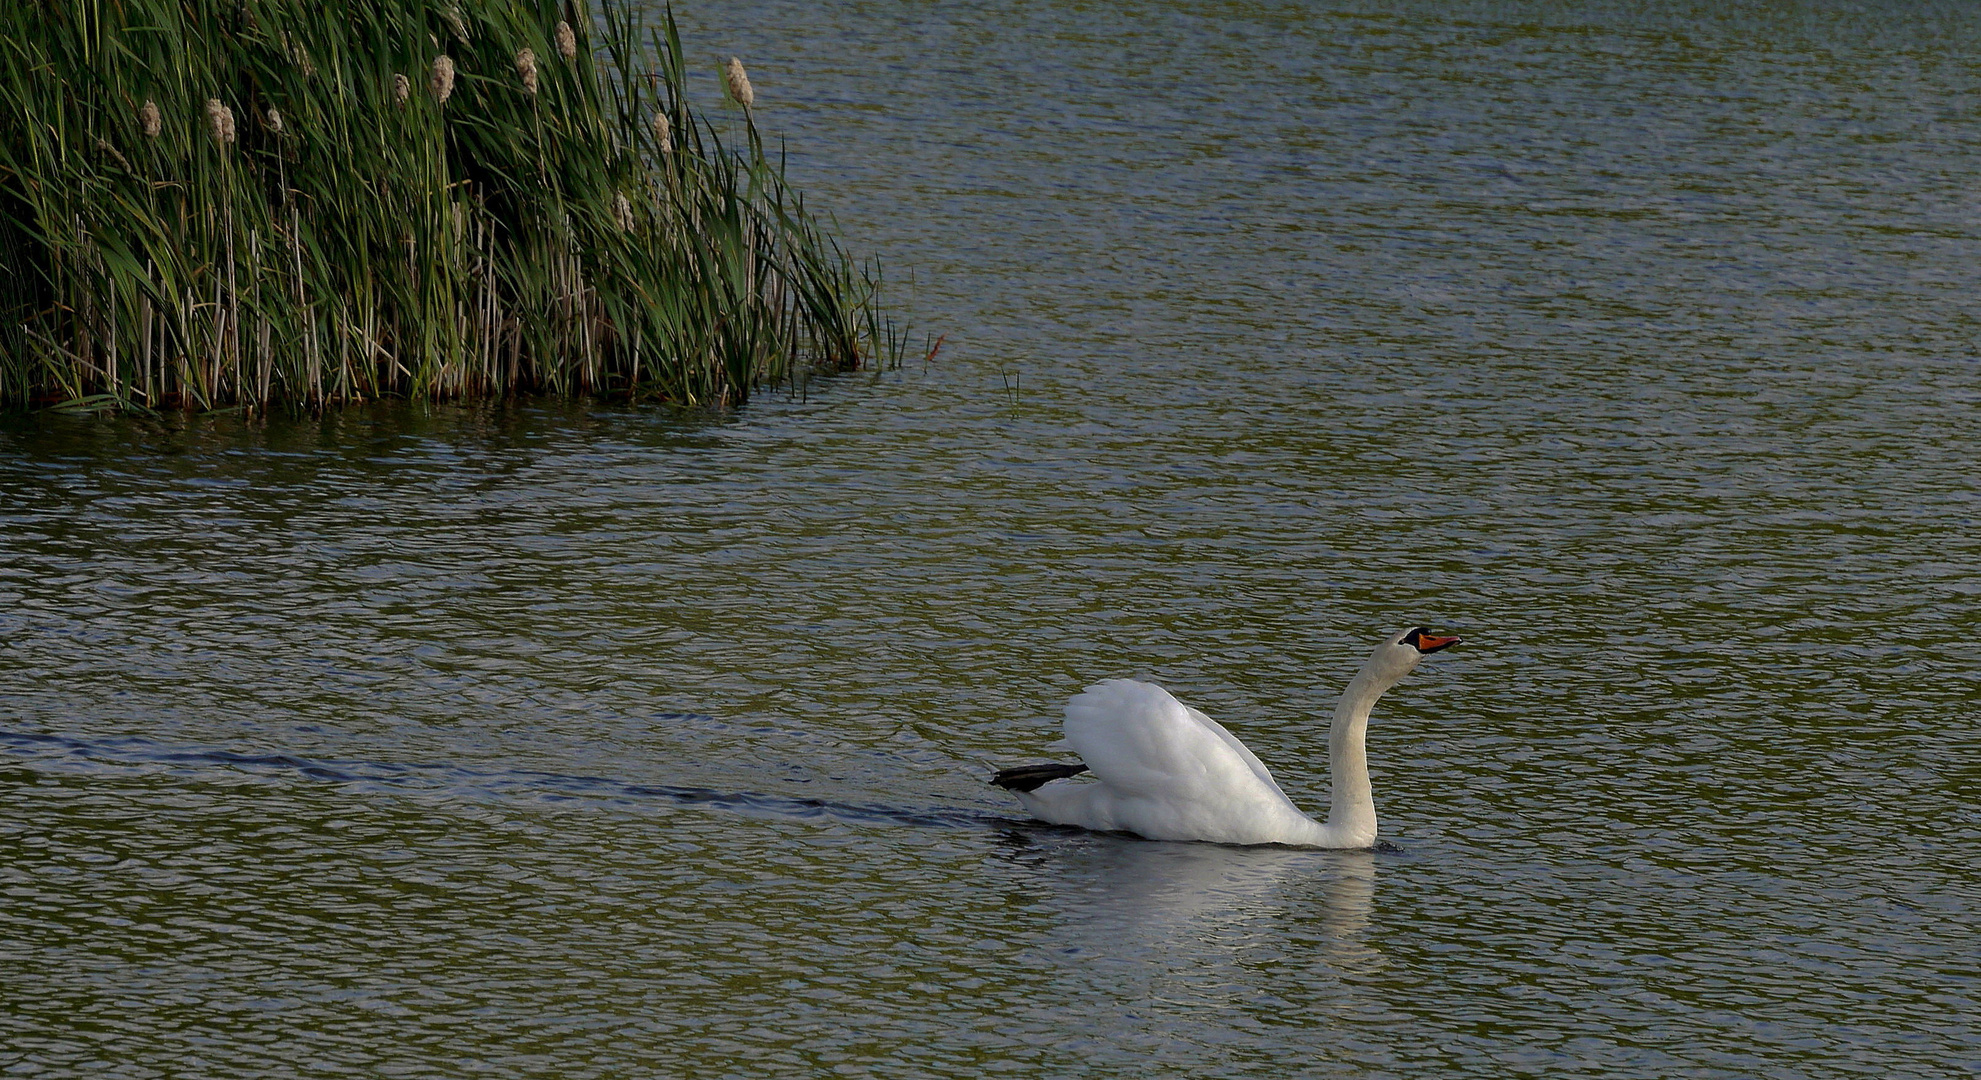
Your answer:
[0,0,892,411]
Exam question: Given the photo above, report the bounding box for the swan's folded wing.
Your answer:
[1180,703,1292,803]
[1064,679,1290,805]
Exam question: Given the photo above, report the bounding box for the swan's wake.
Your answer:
[0,727,989,832]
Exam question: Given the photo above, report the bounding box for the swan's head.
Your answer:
[1366,626,1461,685]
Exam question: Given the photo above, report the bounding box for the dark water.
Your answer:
[5,1,1979,1076]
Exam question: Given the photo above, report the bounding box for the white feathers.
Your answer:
[1022,679,1327,846]
[1000,628,1458,848]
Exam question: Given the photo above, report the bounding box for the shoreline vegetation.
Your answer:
[0,0,896,413]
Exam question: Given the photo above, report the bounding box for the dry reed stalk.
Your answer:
[140,290,153,405]
[281,32,317,77]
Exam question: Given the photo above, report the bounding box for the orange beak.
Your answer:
[1416,634,1461,654]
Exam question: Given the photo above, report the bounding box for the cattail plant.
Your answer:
[95,137,131,170]
[205,99,235,146]
[0,0,895,414]
[431,55,455,104]
[281,32,316,77]
[516,48,538,94]
[725,56,754,110]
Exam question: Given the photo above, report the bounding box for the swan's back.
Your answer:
[1064,680,1279,800]
[1034,679,1321,845]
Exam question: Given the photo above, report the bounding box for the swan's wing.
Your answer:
[1063,679,1292,805]
[1180,703,1292,802]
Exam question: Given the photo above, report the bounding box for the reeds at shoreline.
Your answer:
[0,0,894,412]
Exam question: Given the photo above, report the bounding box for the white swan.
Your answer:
[991,627,1460,848]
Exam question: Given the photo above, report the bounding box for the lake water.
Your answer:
[4,1,1979,1076]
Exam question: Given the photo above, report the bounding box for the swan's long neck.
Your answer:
[1320,666,1392,847]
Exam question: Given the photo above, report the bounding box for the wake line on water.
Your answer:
[0,727,996,833]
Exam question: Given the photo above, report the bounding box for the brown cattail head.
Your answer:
[443,6,469,45]
[516,48,538,95]
[724,56,754,110]
[282,32,317,78]
[555,20,577,62]
[96,137,132,171]
[652,110,672,151]
[393,73,411,105]
[139,100,161,138]
[612,192,634,233]
[266,107,283,133]
[205,99,236,147]
[431,55,456,105]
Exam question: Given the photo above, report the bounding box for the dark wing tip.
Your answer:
[990,762,1089,793]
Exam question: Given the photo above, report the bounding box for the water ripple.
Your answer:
[0,727,996,833]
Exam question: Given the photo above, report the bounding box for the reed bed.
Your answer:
[0,0,895,412]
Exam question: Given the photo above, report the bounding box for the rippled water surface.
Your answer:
[5,1,1980,1076]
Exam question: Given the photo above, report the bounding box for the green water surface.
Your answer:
[4,1,1978,1076]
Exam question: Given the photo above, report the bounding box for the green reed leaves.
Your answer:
[0,0,893,411]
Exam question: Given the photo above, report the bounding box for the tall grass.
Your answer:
[0,0,895,412]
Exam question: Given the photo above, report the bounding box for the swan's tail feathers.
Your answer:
[989,762,1090,793]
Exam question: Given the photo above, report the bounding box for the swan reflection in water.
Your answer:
[996,828,1384,980]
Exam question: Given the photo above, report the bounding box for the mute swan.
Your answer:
[991,627,1460,848]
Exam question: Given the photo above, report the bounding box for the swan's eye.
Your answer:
[1402,627,1428,647]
